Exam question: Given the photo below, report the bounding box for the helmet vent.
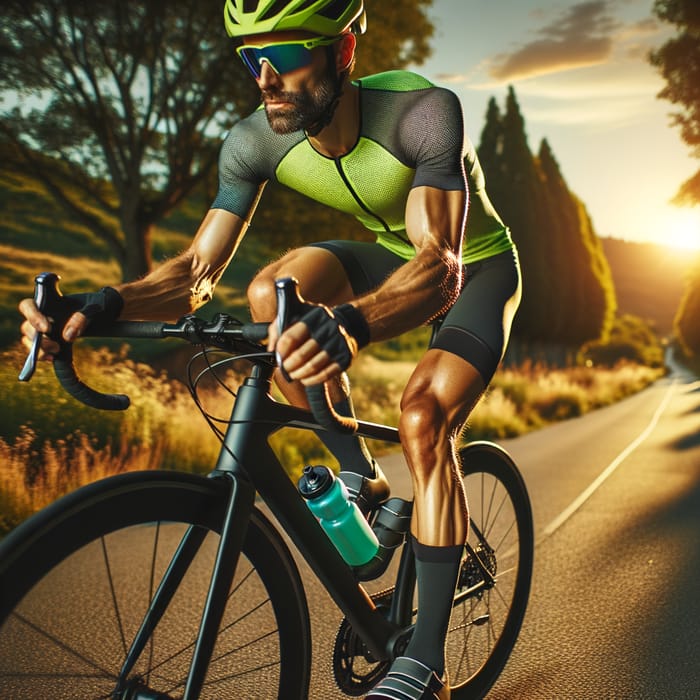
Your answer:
[317,0,351,21]
[258,0,311,23]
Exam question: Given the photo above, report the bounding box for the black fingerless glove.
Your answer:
[66,286,124,326]
[299,303,370,371]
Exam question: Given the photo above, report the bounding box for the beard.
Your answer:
[262,69,337,135]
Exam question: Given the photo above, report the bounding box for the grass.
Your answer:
[0,341,664,535]
[0,161,670,535]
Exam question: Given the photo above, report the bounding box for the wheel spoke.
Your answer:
[0,474,311,699]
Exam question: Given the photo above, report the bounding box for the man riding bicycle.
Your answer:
[19,1,521,697]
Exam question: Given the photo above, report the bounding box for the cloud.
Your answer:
[488,1,621,82]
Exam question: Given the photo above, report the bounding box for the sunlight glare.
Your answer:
[666,210,700,252]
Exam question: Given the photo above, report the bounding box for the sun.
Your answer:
[666,210,700,253]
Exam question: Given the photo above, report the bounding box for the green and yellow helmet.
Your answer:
[224,0,366,39]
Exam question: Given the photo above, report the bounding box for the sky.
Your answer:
[410,0,700,252]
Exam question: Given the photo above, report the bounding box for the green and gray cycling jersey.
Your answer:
[211,70,513,265]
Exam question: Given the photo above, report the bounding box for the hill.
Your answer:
[0,157,693,347]
[601,236,695,337]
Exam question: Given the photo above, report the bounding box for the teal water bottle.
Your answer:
[298,465,379,566]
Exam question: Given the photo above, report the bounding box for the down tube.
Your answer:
[216,375,398,661]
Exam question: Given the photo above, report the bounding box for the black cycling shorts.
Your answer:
[310,240,522,384]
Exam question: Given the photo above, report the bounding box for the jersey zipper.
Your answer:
[334,158,391,232]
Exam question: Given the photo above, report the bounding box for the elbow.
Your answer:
[432,248,463,319]
[187,254,223,311]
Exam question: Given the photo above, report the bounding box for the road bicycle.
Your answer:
[0,272,534,699]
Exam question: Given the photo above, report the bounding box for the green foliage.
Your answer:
[355,0,435,75]
[580,314,665,368]
[1,0,259,280]
[477,88,616,347]
[674,256,700,356]
[0,0,436,281]
[650,0,700,205]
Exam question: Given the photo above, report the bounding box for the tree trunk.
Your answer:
[119,213,153,282]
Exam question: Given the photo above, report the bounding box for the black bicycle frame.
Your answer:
[117,361,408,699]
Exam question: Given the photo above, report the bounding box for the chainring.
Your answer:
[332,587,396,696]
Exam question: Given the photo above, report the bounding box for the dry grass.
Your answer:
[0,346,664,535]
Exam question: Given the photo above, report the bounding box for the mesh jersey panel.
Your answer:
[211,70,513,263]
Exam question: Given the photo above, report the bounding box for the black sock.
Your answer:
[314,396,375,477]
[403,536,464,676]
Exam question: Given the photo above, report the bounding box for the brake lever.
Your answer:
[18,271,59,383]
[274,276,307,382]
[18,333,41,382]
[273,276,357,434]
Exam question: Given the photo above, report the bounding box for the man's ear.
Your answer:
[336,33,356,72]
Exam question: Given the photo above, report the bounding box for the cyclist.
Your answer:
[19,1,521,697]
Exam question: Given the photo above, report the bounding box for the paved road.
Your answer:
[304,365,700,699]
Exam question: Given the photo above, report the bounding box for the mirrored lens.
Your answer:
[238,43,314,78]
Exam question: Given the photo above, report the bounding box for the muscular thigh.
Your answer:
[252,246,355,308]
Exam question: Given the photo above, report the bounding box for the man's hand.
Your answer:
[18,287,123,361]
[270,303,370,386]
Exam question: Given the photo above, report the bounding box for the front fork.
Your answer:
[113,472,256,700]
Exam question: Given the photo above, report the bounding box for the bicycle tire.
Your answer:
[394,441,534,700]
[0,470,311,700]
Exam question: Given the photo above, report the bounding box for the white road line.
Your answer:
[541,378,678,539]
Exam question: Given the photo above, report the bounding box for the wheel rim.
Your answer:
[0,474,309,700]
[445,445,533,693]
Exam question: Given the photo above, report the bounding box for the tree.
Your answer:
[538,139,616,344]
[674,257,700,357]
[649,0,700,205]
[1,0,435,281]
[1,0,257,281]
[477,88,616,357]
[478,87,556,342]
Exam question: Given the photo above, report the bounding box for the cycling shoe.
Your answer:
[365,656,450,699]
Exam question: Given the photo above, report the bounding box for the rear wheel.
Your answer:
[0,471,311,700]
[447,442,534,698]
[332,442,533,699]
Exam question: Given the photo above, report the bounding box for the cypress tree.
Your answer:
[538,139,616,343]
[675,259,700,356]
[477,87,616,358]
[492,87,553,341]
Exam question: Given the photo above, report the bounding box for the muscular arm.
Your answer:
[19,209,247,355]
[353,186,466,342]
[276,186,466,385]
[115,209,246,321]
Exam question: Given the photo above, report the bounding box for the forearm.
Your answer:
[351,186,466,343]
[353,241,462,343]
[115,252,221,321]
[114,209,246,321]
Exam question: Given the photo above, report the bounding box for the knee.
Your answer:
[398,393,447,469]
[246,269,277,322]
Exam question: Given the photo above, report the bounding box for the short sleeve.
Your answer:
[400,87,467,192]
[210,118,267,219]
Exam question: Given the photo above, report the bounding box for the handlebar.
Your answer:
[19,272,358,433]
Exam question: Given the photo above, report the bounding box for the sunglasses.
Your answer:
[236,36,339,79]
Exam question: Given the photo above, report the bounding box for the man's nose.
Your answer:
[257,60,280,89]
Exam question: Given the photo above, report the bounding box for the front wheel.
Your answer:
[0,471,311,700]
